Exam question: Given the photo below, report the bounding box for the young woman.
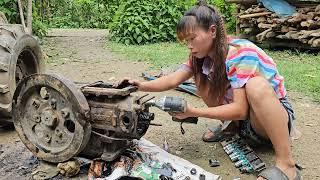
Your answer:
[119,1,301,179]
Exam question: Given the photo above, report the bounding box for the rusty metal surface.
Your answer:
[80,81,154,161]
[82,86,138,97]
[87,96,152,138]
[12,74,91,163]
[81,81,137,97]
[13,74,155,162]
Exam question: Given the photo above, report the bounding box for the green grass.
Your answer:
[107,42,320,102]
[266,50,320,102]
[107,42,189,69]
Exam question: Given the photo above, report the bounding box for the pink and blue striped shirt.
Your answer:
[181,38,286,103]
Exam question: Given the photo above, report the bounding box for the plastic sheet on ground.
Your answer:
[258,0,296,17]
[88,138,221,180]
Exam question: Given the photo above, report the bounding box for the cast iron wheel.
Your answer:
[12,74,91,163]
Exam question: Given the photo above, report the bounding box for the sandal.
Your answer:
[202,125,225,142]
[258,166,302,180]
[202,121,238,142]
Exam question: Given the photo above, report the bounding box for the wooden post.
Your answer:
[236,4,241,35]
[17,0,27,32]
[239,12,272,19]
[27,0,33,34]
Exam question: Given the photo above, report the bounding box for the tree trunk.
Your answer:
[27,0,32,34]
[17,0,27,32]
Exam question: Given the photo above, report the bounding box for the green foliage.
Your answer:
[109,0,236,45]
[208,0,236,33]
[1,0,235,40]
[109,0,187,45]
[0,0,48,38]
[0,0,18,23]
[44,0,120,29]
[183,0,236,33]
[32,4,48,38]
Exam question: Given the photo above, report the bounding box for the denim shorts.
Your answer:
[239,97,295,147]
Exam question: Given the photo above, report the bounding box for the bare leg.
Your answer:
[245,77,296,180]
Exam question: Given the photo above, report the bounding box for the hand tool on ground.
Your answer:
[220,135,266,174]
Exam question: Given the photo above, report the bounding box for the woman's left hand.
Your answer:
[169,103,195,120]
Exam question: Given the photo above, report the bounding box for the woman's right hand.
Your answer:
[113,77,142,89]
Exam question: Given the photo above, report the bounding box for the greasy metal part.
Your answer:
[13,74,91,163]
[136,93,149,102]
[81,85,138,97]
[13,74,154,163]
[79,82,154,161]
[141,96,155,105]
[79,131,132,161]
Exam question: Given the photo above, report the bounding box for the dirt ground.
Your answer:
[1,29,319,180]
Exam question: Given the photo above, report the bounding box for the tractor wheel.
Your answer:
[0,24,44,126]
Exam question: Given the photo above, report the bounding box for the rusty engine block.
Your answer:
[12,74,154,163]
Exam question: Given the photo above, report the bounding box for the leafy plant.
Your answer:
[0,0,18,23]
[32,5,48,38]
[42,0,119,29]
[1,0,235,40]
[208,0,236,33]
[109,0,236,45]
[0,0,48,37]
[109,0,188,45]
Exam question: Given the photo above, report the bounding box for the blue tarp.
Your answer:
[258,0,296,17]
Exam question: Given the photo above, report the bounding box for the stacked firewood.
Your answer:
[239,4,320,48]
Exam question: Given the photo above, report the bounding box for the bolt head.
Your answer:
[56,129,63,138]
[41,110,58,128]
[32,99,40,108]
[44,135,52,143]
[50,99,57,109]
[61,109,70,118]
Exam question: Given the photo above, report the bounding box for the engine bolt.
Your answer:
[41,110,59,128]
[32,99,41,108]
[34,115,41,123]
[45,135,51,143]
[61,109,70,118]
[56,129,63,138]
[50,99,57,109]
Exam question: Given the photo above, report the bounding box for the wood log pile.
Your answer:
[239,4,320,48]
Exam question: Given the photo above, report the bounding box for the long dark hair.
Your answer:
[176,0,228,103]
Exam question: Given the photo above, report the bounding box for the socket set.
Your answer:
[220,135,266,174]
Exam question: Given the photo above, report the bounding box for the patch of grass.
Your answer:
[265,50,320,102]
[45,57,66,65]
[107,42,189,69]
[107,42,320,101]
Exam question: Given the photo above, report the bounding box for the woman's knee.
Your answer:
[245,76,275,101]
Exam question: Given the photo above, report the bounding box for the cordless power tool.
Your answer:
[145,96,198,134]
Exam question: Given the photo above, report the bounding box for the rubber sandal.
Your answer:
[258,166,302,180]
[202,125,224,142]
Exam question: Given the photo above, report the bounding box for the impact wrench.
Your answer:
[145,96,198,134]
